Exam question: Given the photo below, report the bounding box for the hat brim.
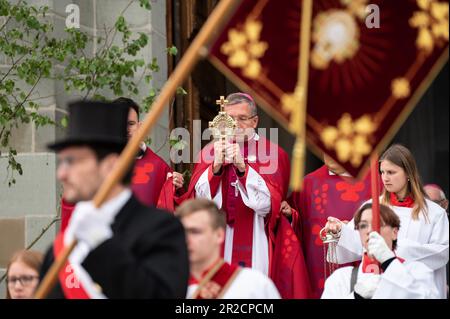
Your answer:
[47,137,127,152]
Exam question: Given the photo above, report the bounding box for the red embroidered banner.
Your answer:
[209,0,448,178]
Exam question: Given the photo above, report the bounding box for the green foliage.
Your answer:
[0,0,181,186]
[169,136,187,151]
[167,45,178,56]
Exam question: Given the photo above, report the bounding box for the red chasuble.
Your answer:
[289,165,380,298]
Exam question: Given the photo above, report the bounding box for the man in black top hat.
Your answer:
[40,100,189,299]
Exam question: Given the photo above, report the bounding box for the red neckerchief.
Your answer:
[362,252,405,273]
[189,259,240,299]
[188,258,223,285]
[390,192,415,208]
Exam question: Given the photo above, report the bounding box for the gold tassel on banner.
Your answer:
[289,0,312,191]
[290,133,305,191]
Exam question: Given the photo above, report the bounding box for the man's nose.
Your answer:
[57,165,68,180]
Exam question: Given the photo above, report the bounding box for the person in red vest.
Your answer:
[59,97,172,232]
[176,198,280,299]
[282,154,376,298]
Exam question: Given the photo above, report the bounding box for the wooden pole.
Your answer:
[34,0,242,299]
[370,153,380,232]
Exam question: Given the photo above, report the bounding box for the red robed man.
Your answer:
[159,92,311,298]
[285,154,380,298]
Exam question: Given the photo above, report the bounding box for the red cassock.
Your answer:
[130,147,172,207]
[158,136,311,298]
[59,147,171,232]
[289,165,381,298]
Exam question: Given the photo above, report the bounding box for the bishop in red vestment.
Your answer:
[159,93,311,298]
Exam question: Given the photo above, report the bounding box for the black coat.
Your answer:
[40,195,189,299]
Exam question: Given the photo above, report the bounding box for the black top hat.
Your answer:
[48,100,129,151]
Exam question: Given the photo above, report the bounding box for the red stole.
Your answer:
[189,260,240,299]
[53,232,90,299]
[157,136,290,274]
[222,143,254,268]
[288,165,379,298]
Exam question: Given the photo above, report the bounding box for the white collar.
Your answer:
[99,188,132,223]
[136,142,147,159]
[234,132,259,144]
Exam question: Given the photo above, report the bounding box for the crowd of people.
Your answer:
[3,93,448,299]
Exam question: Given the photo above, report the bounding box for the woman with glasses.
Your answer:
[324,144,449,298]
[321,203,439,298]
[6,250,43,299]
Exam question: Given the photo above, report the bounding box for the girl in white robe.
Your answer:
[322,203,439,299]
[325,144,449,298]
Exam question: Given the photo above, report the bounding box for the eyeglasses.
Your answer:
[230,115,257,122]
[6,275,39,287]
[357,222,388,231]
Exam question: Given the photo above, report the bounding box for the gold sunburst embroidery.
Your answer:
[320,113,376,167]
[220,19,268,79]
[410,0,449,54]
[392,78,411,99]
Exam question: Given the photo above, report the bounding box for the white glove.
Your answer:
[367,231,395,263]
[354,273,381,299]
[66,201,113,250]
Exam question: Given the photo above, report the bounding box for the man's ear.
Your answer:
[252,115,259,128]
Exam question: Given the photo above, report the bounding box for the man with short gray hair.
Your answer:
[182,92,291,279]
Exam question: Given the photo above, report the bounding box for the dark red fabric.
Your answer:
[53,232,90,299]
[189,260,239,299]
[270,215,311,299]
[131,147,171,207]
[209,0,449,178]
[60,198,75,232]
[289,165,380,298]
[222,165,255,268]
